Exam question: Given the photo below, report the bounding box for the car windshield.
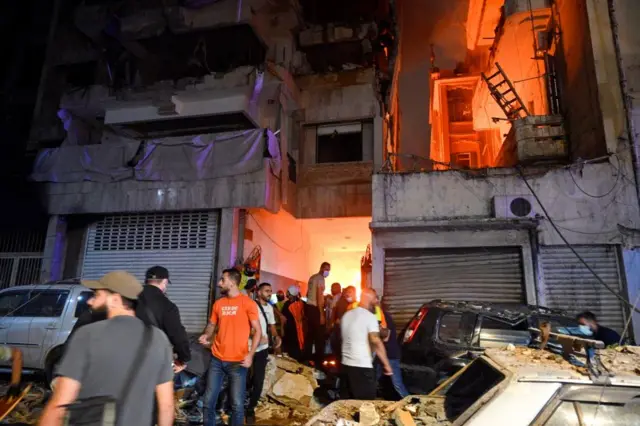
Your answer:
[433,358,506,420]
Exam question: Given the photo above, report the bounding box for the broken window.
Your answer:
[314,121,373,164]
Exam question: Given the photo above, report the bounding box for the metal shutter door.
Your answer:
[82,211,218,333]
[540,245,626,333]
[384,247,525,328]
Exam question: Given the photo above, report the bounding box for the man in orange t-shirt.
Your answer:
[199,268,261,426]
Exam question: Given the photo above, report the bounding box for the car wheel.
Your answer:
[45,347,63,387]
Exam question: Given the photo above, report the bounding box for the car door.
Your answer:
[0,290,28,366]
[10,290,69,368]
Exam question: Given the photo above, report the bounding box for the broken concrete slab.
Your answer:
[393,409,417,426]
[272,372,315,403]
[359,402,380,426]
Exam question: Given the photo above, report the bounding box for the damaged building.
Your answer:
[5,0,640,346]
[376,0,640,342]
[21,0,397,331]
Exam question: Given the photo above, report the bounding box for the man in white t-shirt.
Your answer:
[246,283,281,423]
[340,288,392,400]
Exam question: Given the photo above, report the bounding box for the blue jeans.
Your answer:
[375,358,409,398]
[204,356,248,426]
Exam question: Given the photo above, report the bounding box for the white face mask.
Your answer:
[579,324,593,336]
[345,296,353,303]
[322,271,330,278]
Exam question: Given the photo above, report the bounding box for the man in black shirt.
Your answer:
[576,311,623,347]
[373,297,408,399]
[137,266,191,372]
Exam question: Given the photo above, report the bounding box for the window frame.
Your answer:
[436,311,477,347]
[12,289,70,318]
[305,119,374,165]
[532,384,640,425]
[0,290,30,317]
[74,291,95,318]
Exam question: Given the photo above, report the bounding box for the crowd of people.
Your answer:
[37,262,409,426]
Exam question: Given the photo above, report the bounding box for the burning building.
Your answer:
[375,0,640,342]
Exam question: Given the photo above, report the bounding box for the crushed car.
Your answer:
[307,331,640,426]
[400,300,593,394]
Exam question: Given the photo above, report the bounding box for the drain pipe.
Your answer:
[608,0,640,208]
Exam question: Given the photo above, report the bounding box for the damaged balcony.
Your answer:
[424,0,566,171]
[30,127,283,215]
[56,62,294,139]
[72,0,273,83]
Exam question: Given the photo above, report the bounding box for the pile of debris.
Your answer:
[0,383,48,424]
[305,397,451,426]
[253,355,325,425]
[600,345,640,376]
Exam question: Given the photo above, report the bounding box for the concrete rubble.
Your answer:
[305,397,452,426]
[253,355,324,425]
[0,383,48,424]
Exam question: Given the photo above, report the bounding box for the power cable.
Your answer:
[568,158,621,199]
[518,167,640,314]
[247,212,303,253]
[592,291,640,423]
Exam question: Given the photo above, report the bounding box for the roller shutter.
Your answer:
[384,247,525,329]
[540,245,627,334]
[82,211,219,333]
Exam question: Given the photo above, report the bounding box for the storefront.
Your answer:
[81,211,219,333]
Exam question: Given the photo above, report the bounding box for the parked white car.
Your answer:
[0,280,93,383]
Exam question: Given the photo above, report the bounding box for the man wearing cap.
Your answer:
[40,271,175,426]
[137,266,191,372]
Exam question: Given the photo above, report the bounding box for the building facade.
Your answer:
[24,0,396,332]
[375,0,640,342]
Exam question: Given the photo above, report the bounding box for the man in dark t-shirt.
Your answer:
[576,311,623,347]
[374,306,409,399]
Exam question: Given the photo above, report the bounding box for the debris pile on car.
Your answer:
[304,397,452,426]
[253,355,324,425]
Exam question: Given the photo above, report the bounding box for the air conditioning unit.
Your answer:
[493,195,536,219]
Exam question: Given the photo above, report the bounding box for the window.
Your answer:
[314,121,373,164]
[14,291,69,317]
[0,291,28,316]
[545,401,640,425]
[479,316,530,348]
[439,358,506,420]
[438,312,475,345]
[74,291,95,318]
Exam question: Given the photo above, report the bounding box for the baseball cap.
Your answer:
[82,271,143,300]
[287,285,299,297]
[145,266,170,283]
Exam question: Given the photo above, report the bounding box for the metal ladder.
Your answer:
[481,62,530,120]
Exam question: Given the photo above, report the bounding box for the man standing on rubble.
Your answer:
[340,288,393,400]
[137,266,191,373]
[246,282,281,424]
[373,294,409,399]
[326,282,342,328]
[305,262,330,366]
[282,286,305,361]
[199,268,262,426]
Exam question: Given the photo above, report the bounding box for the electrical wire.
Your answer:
[568,158,621,198]
[247,212,303,253]
[592,290,640,423]
[518,167,640,314]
